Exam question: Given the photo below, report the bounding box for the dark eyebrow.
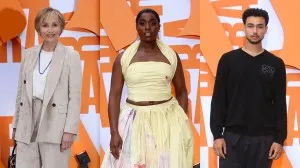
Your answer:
[149,18,158,22]
[246,23,264,26]
[138,18,157,22]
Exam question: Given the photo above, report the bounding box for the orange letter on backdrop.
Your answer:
[271,0,300,69]
[0,0,26,45]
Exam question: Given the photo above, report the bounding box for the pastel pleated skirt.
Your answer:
[101,97,194,168]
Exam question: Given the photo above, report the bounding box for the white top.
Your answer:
[33,50,53,99]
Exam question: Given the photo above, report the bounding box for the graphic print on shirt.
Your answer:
[261,64,276,80]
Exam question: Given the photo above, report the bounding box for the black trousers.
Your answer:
[219,132,274,168]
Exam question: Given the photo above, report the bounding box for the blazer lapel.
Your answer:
[26,45,41,105]
[43,42,66,107]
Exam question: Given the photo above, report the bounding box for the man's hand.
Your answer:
[60,132,74,152]
[269,142,283,160]
[213,138,227,159]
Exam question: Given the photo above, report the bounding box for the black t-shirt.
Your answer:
[210,48,287,145]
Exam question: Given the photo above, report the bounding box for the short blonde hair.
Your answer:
[34,7,65,34]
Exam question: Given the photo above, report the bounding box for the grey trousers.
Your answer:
[16,98,71,168]
[219,132,274,168]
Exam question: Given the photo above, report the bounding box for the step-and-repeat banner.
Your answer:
[0,0,299,167]
[0,0,200,167]
[200,0,300,168]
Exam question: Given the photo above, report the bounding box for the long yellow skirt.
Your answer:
[101,97,194,168]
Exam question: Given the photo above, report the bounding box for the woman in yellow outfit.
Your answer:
[101,8,194,168]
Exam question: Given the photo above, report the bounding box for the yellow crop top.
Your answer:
[121,40,177,101]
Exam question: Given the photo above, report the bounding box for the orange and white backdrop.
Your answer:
[0,0,299,168]
[200,0,300,168]
[0,0,200,167]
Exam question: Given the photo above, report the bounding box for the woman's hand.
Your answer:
[110,132,122,159]
[60,132,74,152]
[12,128,16,146]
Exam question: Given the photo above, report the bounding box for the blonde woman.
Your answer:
[11,7,82,168]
